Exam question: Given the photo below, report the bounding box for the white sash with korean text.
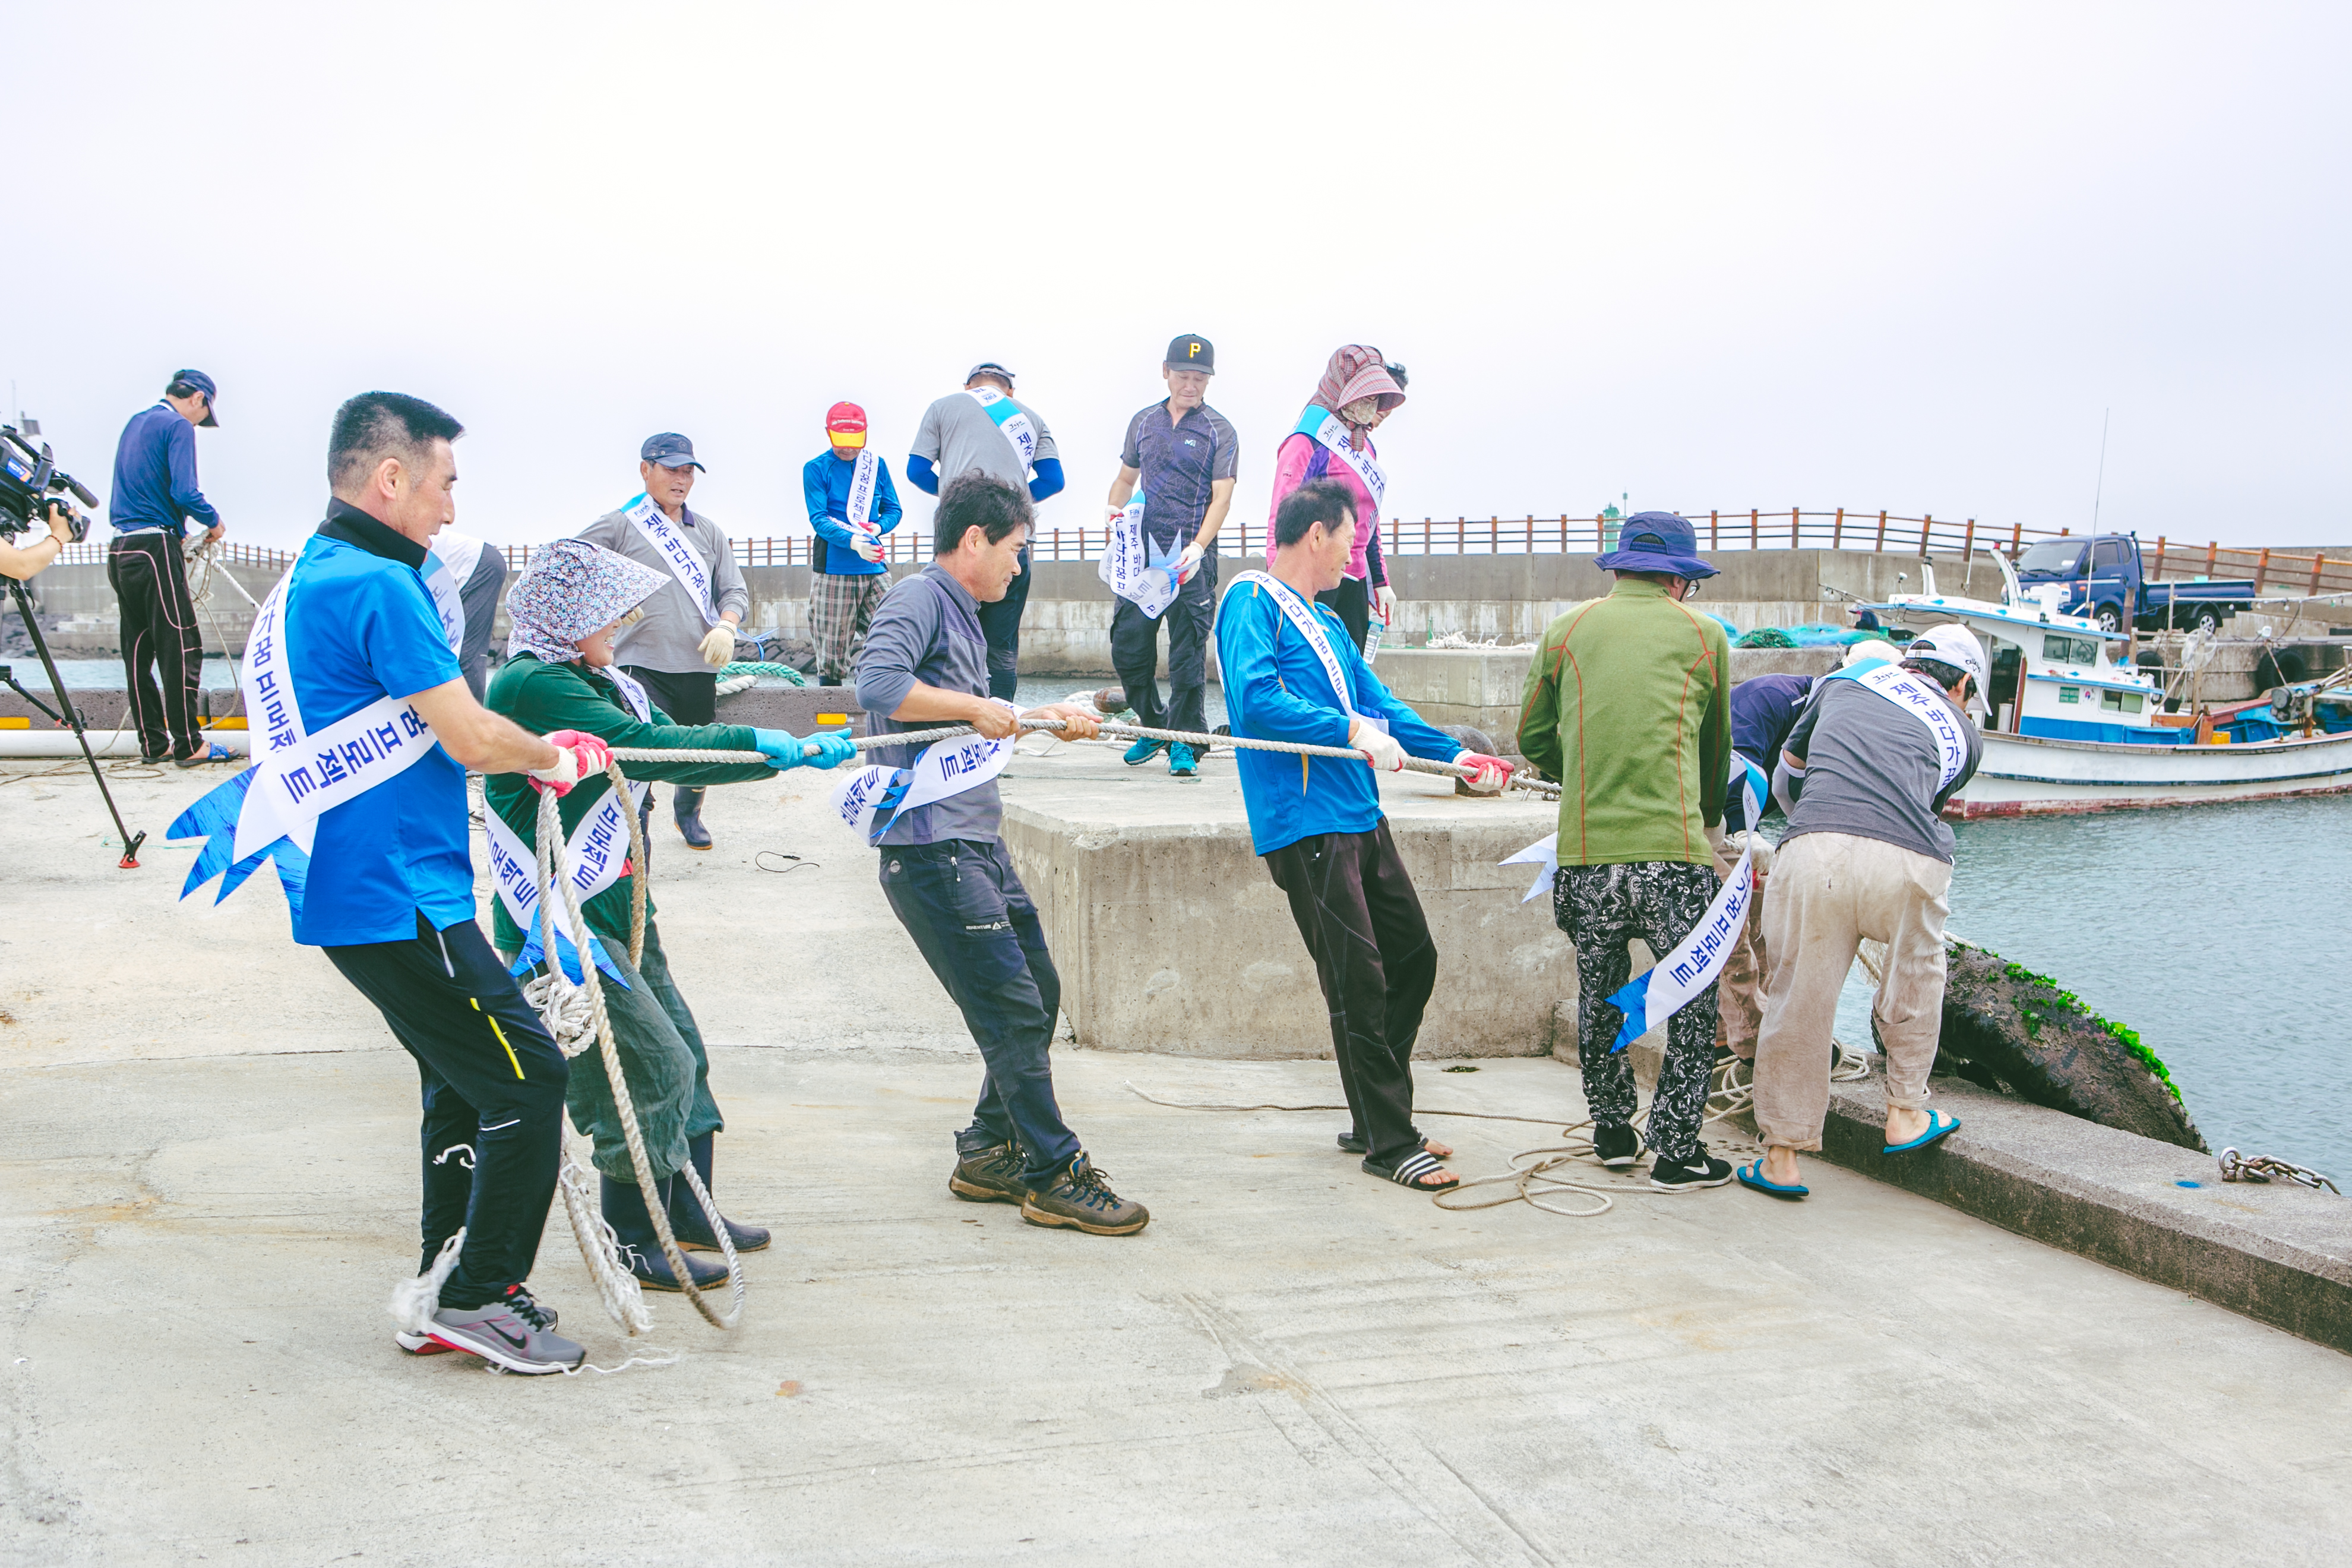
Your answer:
[829,701,1023,843]
[230,561,449,861]
[1829,659,1970,792]
[622,492,720,628]
[965,386,1039,478]
[425,532,479,651]
[1227,570,1385,736]
[843,448,883,552]
[1098,489,1183,618]
[1292,406,1387,518]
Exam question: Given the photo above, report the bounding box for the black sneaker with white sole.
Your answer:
[396,1282,558,1354]
[1649,1152,1735,1191]
[1592,1123,1644,1168]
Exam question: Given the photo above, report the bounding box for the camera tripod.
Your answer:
[2,572,146,867]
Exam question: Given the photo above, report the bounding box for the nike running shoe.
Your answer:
[1649,1152,1735,1191]
[396,1282,558,1354]
[1592,1124,1645,1169]
[425,1301,586,1374]
[1168,742,1197,776]
[1123,737,1167,766]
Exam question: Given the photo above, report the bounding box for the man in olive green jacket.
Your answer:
[1518,512,1735,1191]
[485,540,856,1296]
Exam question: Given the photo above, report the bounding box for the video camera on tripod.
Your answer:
[0,420,147,866]
[1,422,97,543]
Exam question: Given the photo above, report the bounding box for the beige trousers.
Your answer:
[1753,831,1952,1150]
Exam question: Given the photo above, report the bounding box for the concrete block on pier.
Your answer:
[996,745,1573,1060]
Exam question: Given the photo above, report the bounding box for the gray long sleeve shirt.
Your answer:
[855,563,999,846]
[1776,675,1983,864]
[576,504,749,675]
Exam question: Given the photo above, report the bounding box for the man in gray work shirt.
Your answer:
[855,472,1147,1236]
[578,432,748,849]
[906,362,1067,699]
[1742,623,1987,1200]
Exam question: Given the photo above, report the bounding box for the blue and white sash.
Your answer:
[1498,755,1772,1054]
[843,450,883,552]
[1823,659,1970,792]
[1292,406,1387,517]
[170,550,458,913]
[1226,570,1386,738]
[1099,489,1184,618]
[485,668,651,984]
[829,700,1023,845]
[966,387,1038,478]
[622,493,720,627]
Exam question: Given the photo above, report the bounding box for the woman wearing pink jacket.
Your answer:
[1263,345,1408,652]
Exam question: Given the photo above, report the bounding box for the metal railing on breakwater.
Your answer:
[54,509,2352,599]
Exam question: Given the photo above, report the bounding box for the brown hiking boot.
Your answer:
[1020,1154,1150,1235]
[949,1141,1030,1205]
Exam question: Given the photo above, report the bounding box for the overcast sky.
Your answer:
[10,2,2347,553]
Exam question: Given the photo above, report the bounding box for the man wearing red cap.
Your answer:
[802,402,903,687]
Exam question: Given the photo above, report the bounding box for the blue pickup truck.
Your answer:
[2012,533,2255,634]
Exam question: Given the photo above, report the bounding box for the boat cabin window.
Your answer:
[2016,540,2086,575]
[2043,633,2100,663]
[2100,689,2143,715]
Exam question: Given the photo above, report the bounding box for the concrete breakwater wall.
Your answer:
[24,548,2340,709]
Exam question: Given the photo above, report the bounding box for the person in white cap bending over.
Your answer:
[1738,624,1987,1200]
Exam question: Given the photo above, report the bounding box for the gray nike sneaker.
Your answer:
[425,1301,586,1374]
[397,1283,557,1355]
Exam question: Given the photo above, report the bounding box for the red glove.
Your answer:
[1454,751,1514,793]
[528,730,614,797]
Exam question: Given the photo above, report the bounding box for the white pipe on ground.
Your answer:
[0,729,251,758]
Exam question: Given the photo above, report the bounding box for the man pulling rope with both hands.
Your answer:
[1216,479,1513,1194]
[483,539,857,1301]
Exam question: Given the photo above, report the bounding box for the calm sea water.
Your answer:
[38,663,2344,1175]
[1835,795,2352,1181]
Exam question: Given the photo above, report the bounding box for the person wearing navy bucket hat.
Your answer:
[1518,511,1739,1192]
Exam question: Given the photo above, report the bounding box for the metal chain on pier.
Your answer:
[2218,1147,2340,1194]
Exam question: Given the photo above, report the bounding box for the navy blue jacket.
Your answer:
[108,403,219,536]
[1727,674,1816,832]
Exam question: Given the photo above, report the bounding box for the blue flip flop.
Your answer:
[1883,1108,1961,1155]
[1736,1160,1808,1200]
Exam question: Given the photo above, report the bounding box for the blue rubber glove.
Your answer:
[753,728,858,771]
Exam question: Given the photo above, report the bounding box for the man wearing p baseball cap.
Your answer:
[1740,622,1984,1201]
[802,402,904,686]
[577,432,749,849]
[105,369,227,766]
[908,362,1066,698]
[1518,511,1738,1193]
[1102,334,1237,776]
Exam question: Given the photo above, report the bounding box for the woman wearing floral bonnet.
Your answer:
[481,539,857,1294]
[1263,344,1409,652]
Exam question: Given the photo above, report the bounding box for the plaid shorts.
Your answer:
[811,571,890,680]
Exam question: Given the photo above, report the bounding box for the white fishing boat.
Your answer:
[1864,554,2352,817]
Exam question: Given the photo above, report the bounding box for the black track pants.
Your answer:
[977,543,1032,701]
[325,912,570,1309]
[1263,824,1437,1165]
[108,533,204,757]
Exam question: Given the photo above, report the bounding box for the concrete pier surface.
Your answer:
[5,763,2352,1566]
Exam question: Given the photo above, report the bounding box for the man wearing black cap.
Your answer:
[908,363,1066,700]
[577,434,748,849]
[1102,334,1237,776]
[105,369,226,766]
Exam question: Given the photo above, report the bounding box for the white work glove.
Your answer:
[1452,750,1513,794]
[527,731,614,798]
[851,533,884,564]
[1177,540,1206,583]
[1705,820,1730,858]
[1356,725,1408,772]
[699,624,738,668]
[1374,583,1398,624]
[1724,829,1775,874]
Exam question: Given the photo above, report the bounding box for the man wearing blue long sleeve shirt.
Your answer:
[106,369,226,765]
[802,401,903,686]
[1216,479,1512,1193]
[908,362,1065,699]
